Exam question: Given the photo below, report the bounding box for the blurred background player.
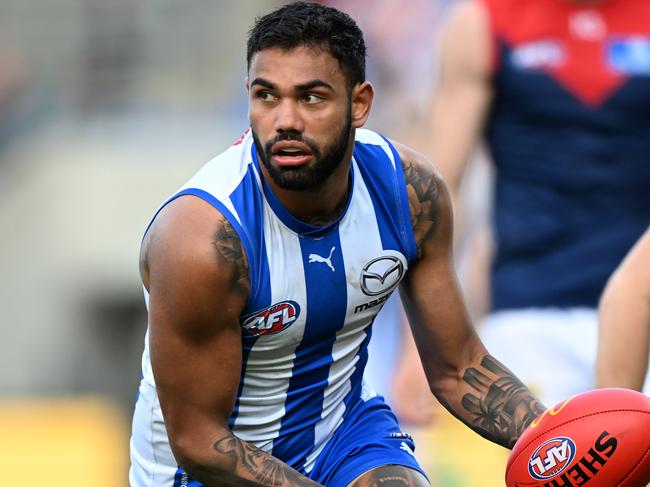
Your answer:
[394,0,650,420]
[596,226,650,392]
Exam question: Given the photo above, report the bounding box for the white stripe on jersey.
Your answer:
[222,196,241,226]
[129,382,177,486]
[230,200,308,450]
[355,130,397,170]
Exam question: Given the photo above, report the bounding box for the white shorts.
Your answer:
[478,308,599,408]
[480,306,650,411]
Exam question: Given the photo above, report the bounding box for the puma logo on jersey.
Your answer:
[308,246,336,272]
[400,441,415,457]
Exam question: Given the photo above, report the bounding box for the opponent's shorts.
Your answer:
[130,382,425,487]
[478,307,598,408]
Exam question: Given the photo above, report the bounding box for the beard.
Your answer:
[252,111,352,191]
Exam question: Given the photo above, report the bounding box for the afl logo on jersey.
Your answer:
[241,300,301,336]
[528,437,577,481]
[360,255,404,296]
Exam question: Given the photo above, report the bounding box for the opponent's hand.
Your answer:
[390,331,438,425]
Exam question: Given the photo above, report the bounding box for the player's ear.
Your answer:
[245,77,250,95]
[351,81,374,129]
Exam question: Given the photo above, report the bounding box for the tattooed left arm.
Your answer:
[395,141,546,448]
[456,355,546,447]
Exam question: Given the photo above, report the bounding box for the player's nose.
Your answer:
[274,99,304,133]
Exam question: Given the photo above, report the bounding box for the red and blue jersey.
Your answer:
[482,0,650,310]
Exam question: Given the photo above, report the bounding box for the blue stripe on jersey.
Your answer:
[227,177,273,428]
[271,231,348,471]
[173,467,204,487]
[227,169,271,310]
[251,145,354,238]
[353,140,418,264]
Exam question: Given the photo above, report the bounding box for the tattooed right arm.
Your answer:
[394,142,545,449]
[144,196,320,486]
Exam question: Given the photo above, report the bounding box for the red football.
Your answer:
[506,388,650,487]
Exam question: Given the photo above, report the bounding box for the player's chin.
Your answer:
[269,171,316,192]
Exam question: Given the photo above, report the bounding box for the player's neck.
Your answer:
[294,178,351,226]
[263,153,353,227]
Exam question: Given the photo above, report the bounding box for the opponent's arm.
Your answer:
[142,196,321,486]
[395,143,545,449]
[425,0,492,204]
[596,227,650,391]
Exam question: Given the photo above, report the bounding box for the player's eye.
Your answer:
[256,91,277,102]
[302,93,323,104]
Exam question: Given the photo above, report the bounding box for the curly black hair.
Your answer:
[247,1,366,89]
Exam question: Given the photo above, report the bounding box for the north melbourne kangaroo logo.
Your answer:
[308,246,336,272]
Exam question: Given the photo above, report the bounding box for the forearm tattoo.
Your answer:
[403,160,439,256]
[213,435,320,486]
[461,355,546,448]
[213,219,250,299]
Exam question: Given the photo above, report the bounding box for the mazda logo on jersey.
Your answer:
[360,256,405,296]
[241,300,301,336]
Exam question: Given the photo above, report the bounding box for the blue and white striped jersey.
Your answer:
[130,128,418,486]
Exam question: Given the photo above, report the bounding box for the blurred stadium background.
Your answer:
[0,0,505,485]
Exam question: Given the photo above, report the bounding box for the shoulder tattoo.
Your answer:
[213,219,250,299]
[403,159,440,256]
